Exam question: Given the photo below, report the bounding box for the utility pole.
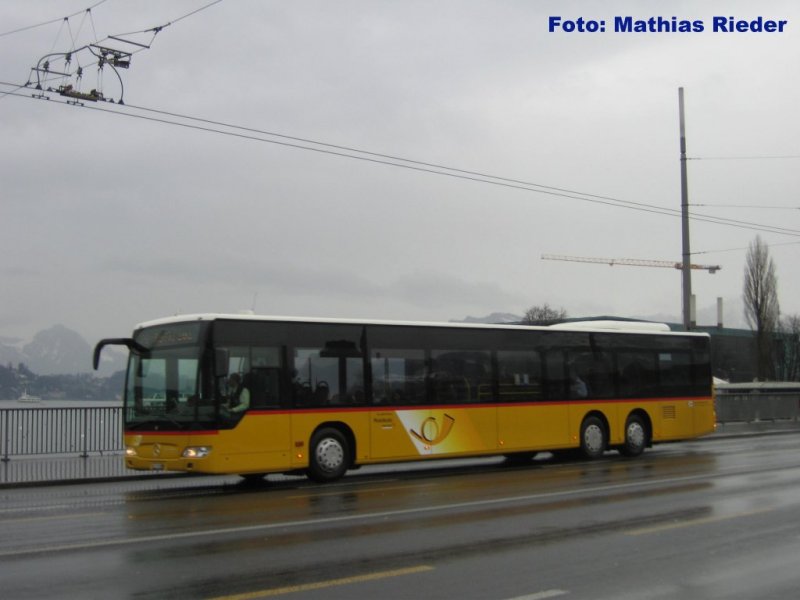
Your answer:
[679,87,693,330]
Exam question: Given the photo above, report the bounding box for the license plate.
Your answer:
[151,463,164,471]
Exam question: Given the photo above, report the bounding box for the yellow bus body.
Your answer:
[124,396,715,475]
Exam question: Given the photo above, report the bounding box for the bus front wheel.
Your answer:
[580,416,607,459]
[308,428,349,483]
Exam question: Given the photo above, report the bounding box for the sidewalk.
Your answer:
[2,420,798,488]
[709,419,800,437]
[0,453,189,488]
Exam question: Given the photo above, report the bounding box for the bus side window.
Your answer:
[497,351,543,402]
[430,350,491,404]
[618,352,658,398]
[659,352,693,395]
[371,349,426,405]
[293,343,365,406]
[249,367,282,408]
[545,351,568,400]
[568,351,615,399]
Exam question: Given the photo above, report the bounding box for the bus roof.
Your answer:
[134,313,709,338]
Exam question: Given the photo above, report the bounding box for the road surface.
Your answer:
[2,433,800,599]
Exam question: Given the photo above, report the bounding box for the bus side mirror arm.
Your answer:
[93,338,150,370]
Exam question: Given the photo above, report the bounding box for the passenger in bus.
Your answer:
[225,372,251,413]
[570,372,588,398]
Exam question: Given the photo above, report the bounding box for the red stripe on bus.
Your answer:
[123,430,220,435]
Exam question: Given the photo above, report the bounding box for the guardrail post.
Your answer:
[1,411,9,462]
[80,408,89,458]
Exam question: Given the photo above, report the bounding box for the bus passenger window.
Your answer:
[497,351,543,402]
[568,351,615,399]
[294,342,364,406]
[371,349,426,405]
[659,352,693,395]
[618,352,658,398]
[430,350,491,404]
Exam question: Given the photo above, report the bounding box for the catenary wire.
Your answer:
[689,155,800,160]
[112,0,224,36]
[1,82,799,240]
[695,240,800,255]
[116,100,800,236]
[692,204,800,210]
[0,0,109,38]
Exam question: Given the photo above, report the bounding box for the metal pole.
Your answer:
[80,408,89,458]
[679,87,692,330]
[1,411,9,462]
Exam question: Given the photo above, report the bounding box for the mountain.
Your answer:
[0,336,25,367]
[23,325,93,374]
[0,325,126,376]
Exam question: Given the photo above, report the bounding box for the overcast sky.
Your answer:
[2,0,799,345]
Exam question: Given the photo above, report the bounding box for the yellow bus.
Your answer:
[93,314,715,482]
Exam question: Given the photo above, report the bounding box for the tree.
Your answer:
[743,235,780,380]
[522,303,567,324]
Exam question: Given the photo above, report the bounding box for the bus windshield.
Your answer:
[124,322,222,431]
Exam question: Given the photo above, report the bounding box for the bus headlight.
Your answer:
[125,446,138,457]
[182,446,212,459]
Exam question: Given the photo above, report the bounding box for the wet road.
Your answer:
[2,434,800,599]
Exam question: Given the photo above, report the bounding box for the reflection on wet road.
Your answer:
[3,434,800,599]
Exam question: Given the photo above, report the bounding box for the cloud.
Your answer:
[1,0,799,345]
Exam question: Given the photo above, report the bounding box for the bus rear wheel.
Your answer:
[580,416,607,459]
[308,428,349,483]
[620,415,647,457]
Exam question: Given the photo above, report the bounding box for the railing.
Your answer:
[715,392,799,423]
[715,383,800,424]
[1,406,123,461]
[1,390,799,462]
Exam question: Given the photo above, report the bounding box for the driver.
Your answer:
[226,372,251,413]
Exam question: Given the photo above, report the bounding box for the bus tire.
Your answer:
[580,415,606,459]
[308,428,349,483]
[620,414,647,458]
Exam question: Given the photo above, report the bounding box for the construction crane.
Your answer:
[541,254,721,273]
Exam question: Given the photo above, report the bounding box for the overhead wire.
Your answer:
[692,204,799,210]
[107,100,800,237]
[1,80,798,242]
[694,240,800,256]
[112,0,224,36]
[0,0,220,40]
[689,155,800,160]
[0,0,109,38]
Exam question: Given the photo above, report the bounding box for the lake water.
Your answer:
[0,399,122,409]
